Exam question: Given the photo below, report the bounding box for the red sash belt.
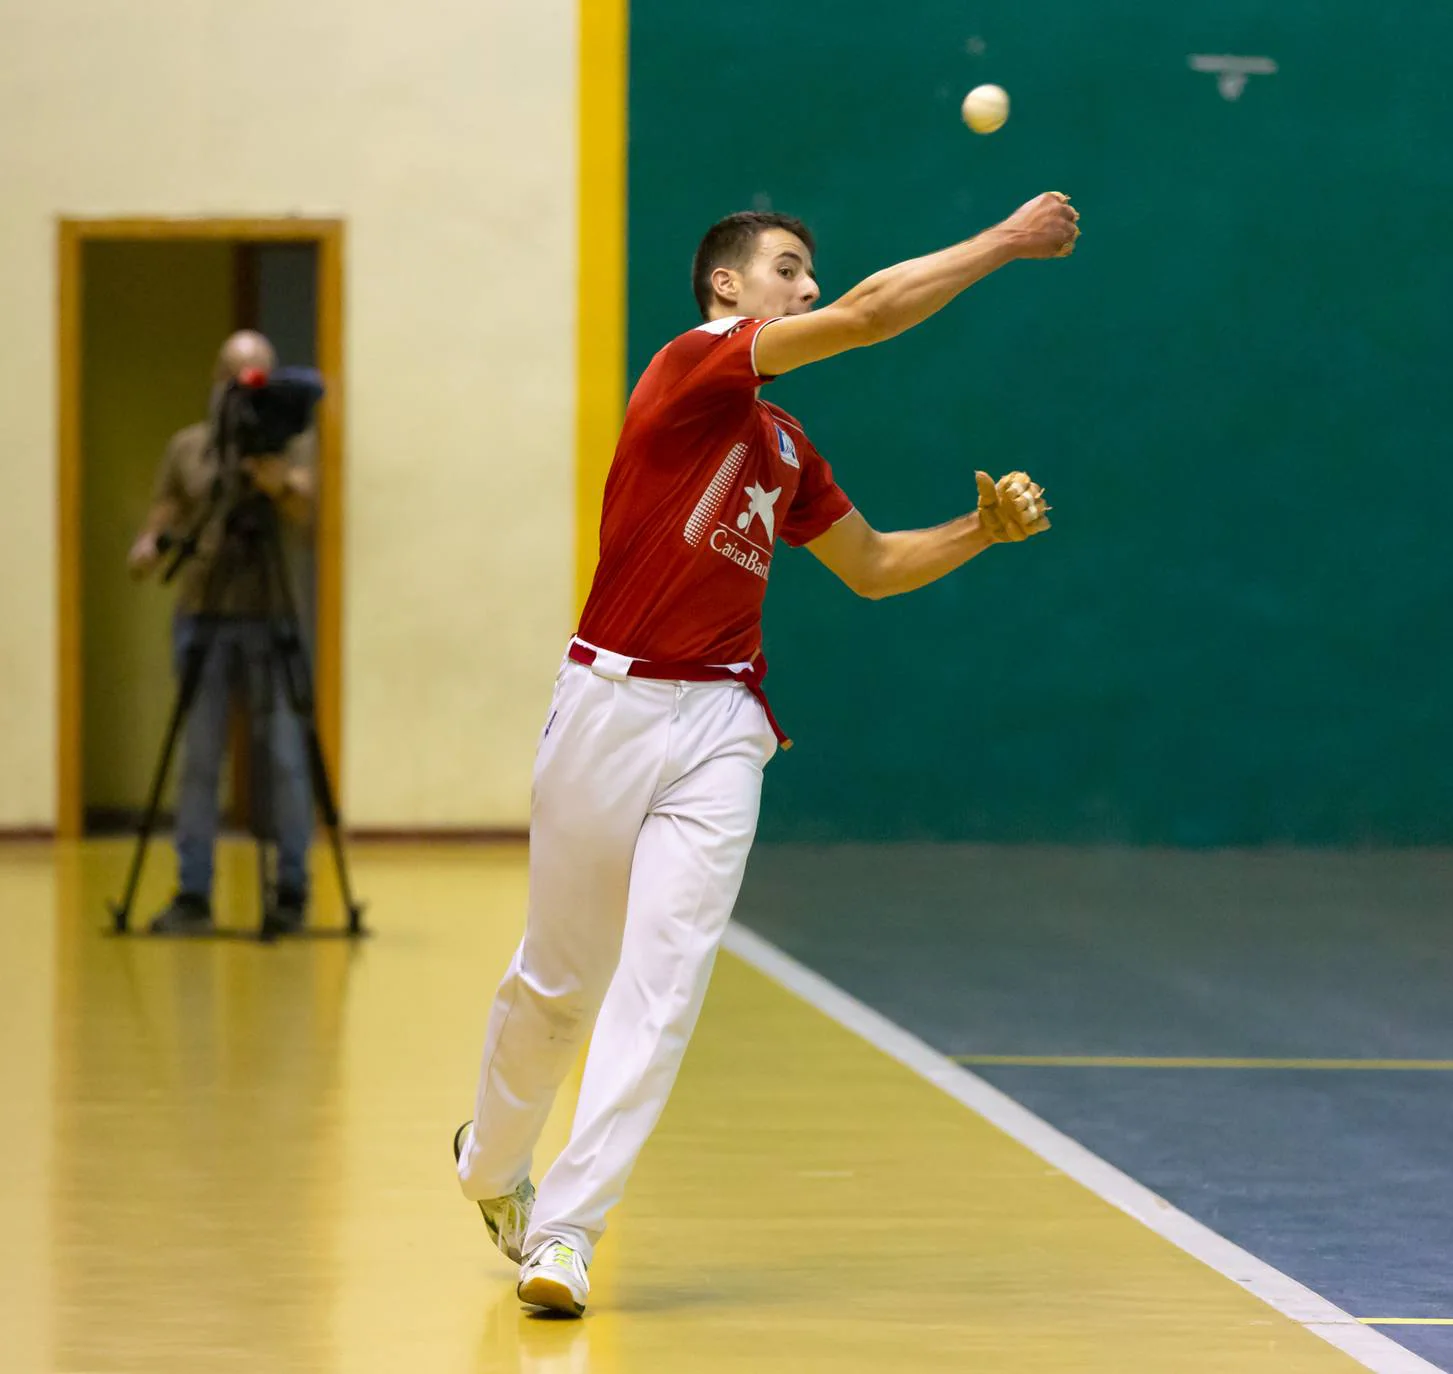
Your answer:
[566,639,792,750]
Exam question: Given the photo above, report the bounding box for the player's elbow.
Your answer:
[848,280,910,347]
[853,568,891,600]
[845,299,892,349]
[811,516,893,599]
[827,555,884,600]
[838,297,889,350]
[849,544,896,600]
[816,295,891,352]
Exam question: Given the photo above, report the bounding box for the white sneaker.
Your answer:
[517,1239,590,1316]
[453,1121,535,1264]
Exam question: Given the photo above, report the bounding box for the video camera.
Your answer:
[217,366,326,459]
[160,364,326,555]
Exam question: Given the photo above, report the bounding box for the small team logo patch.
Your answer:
[775,425,800,468]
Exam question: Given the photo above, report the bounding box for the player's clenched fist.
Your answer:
[1003,191,1080,259]
[976,469,1051,543]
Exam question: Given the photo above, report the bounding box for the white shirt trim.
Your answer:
[695,315,745,335]
[748,317,784,379]
[692,315,783,380]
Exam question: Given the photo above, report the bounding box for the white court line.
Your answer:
[724,923,1443,1374]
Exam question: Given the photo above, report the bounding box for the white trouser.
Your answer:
[456,655,777,1261]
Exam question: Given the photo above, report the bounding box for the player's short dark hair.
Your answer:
[691,211,816,320]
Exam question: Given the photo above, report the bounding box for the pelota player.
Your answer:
[455,190,1080,1315]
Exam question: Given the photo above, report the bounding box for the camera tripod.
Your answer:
[108,473,367,942]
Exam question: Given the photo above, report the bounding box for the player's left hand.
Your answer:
[976,470,1051,543]
[242,455,291,499]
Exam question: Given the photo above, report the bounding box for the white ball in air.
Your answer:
[962,84,1010,134]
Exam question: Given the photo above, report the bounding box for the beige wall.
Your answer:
[0,0,577,829]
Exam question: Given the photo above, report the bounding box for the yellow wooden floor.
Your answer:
[0,840,1372,1373]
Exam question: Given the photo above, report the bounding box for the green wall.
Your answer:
[82,242,234,818]
[629,1,1453,844]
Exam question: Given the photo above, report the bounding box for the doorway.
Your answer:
[57,219,345,840]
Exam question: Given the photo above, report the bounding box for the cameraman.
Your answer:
[127,331,316,935]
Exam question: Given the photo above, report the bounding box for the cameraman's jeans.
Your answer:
[173,615,313,901]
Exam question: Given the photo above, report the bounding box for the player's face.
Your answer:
[736,229,820,319]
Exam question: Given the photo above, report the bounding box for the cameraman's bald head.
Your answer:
[214,331,277,383]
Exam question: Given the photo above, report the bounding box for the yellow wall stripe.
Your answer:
[575,0,629,613]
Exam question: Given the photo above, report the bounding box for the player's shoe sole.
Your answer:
[516,1274,586,1316]
[517,1240,589,1317]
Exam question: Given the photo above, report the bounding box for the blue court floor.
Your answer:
[735,844,1453,1371]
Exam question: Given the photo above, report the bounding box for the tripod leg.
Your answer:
[110,617,223,933]
[303,714,365,934]
[259,514,367,935]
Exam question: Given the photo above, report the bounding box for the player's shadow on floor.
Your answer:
[599,1262,813,1315]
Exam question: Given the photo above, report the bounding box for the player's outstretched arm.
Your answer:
[808,471,1050,600]
[754,194,1079,378]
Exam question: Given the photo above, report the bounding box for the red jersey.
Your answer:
[577,316,855,665]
